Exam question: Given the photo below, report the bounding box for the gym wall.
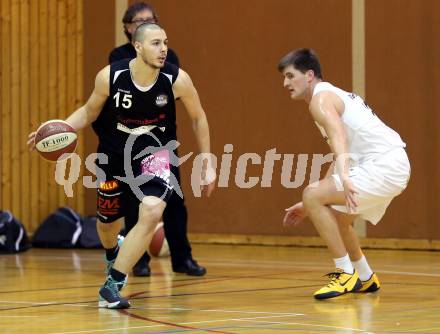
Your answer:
[0,0,85,232]
[1,0,438,246]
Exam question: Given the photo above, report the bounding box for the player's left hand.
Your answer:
[342,178,358,213]
[283,202,307,227]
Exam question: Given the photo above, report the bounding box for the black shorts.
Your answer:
[96,149,174,223]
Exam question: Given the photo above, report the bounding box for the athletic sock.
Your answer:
[334,254,354,274]
[109,267,127,283]
[105,244,119,262]
[352,255,374,281]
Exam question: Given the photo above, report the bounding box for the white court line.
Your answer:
[63,303,98,308]
[378,270,440,278]
[133,307,303,316]
[0,315,40,318]
[206,259,332,267]
[0,300,96,309]
[233,319,375,333]
[0,300,55,305]
[204,260,440,278]
[52,324,164,334]
[206,261,323,270]
[51,314,301,334]
[16,254,440,275]
[204,256,440,271]
[18,255,102,261]
[0,300,305,315]
[0,298,305,315]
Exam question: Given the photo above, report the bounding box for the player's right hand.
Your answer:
[342,178,358,214]
[200,164,216,197]
[283,202,307,227]
[201,180,215,197]
[27,131,37,151]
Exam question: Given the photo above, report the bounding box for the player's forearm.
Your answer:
[330,135,350,181]
[65,105,97,131]
[324,161,335,179]
[191,115,211,155]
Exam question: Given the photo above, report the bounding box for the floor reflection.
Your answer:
[313,293,380,332]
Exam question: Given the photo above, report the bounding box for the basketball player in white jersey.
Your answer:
[278,49,410,299]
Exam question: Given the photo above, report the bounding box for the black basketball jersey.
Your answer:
[92,59,179,155]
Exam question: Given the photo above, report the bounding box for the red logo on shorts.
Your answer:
[98,198,120,216]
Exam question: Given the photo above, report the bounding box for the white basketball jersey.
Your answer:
[312,82,405,162]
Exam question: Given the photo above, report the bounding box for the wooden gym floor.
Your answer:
[1,244,440,333]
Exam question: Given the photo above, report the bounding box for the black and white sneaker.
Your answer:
[98,276,131,309]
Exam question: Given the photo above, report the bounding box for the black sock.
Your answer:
[109,267,126,282]
[105,245,119,262]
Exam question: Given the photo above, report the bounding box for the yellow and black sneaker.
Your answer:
[356,273,380,293]
[314,269,362,300]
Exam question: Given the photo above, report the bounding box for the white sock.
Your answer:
[352,255,374,281]
[334,254,354,274]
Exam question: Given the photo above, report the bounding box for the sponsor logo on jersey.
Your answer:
[116,123,165,135]
[117,88,131,94]
[155,94,168,107]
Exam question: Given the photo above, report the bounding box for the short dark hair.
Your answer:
[278,48,323,79]
[133,23,163,43]
[123,2,158,41]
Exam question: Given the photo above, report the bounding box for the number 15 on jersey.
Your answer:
[113,92,132,109]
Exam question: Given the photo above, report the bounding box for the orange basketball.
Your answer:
[149,222,170,257]
[34,120,77,161]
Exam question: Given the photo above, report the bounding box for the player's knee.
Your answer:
[97,221,113,231]
[302,185,320,211]
[138,200,163,226]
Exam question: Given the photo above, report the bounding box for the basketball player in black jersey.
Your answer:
[28,23,215,309]
[109,2,179,66]
[109,1,205,278]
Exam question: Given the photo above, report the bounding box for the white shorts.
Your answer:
[331,147,410,225]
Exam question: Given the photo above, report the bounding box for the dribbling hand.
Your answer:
[27,131,37,151]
